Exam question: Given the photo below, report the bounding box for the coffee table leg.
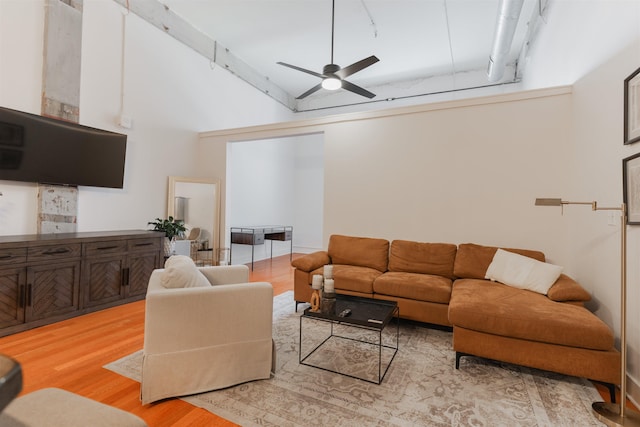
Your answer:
[299,315,302,363]
[299,316,333,365]
[377,306,400,384]
[378,328,383,384]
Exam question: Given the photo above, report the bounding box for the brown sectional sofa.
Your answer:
[291,234,620,393]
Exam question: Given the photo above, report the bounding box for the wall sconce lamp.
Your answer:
[535,198,639,426]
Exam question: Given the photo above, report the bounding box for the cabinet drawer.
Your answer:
[0,248,27,266]
[128,238,161,253]
[232,232,265,245]
[84,240,127,256]
[28,244,81,262]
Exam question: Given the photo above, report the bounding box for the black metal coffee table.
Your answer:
[299,294,399,384]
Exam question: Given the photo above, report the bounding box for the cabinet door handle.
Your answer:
[122,268,130,287]
[42,248,70,255]
[26,284,32,307]
[135,242,153,247]
[0,254,13,260]
[120,268,128,288]
[97,246,118,251]
[18,285,25,308]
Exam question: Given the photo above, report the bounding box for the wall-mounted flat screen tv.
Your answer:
[0,106,127,189]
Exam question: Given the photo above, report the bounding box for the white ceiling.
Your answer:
[161,0,541,111]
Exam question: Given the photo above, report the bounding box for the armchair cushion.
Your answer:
[0,388,147,427]
[161,255,211,289]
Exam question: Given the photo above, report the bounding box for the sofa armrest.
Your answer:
[547,274,591,302]
[291,251,330,272]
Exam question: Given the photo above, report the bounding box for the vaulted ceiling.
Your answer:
[153,0,545,112]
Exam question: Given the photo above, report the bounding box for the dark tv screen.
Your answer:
[0,106,127,189]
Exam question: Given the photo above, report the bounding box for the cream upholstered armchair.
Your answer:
[141,256,274,404]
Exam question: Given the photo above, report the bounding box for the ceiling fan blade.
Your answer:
[342,80,376,99]
[296,83,323,99]
[277,62,325,79]
[335,55,379,79]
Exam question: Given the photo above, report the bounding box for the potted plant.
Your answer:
[148,216,186,256]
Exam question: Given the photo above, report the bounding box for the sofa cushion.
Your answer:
[453,243,545,280]
[547,274,591,302]
[162,255,211,289]
[448,279,614,351]
[388,240,457,279]
[374,272,452,304]
[328,235,389,272]
[485,249,563,295]
[313,264,383,294]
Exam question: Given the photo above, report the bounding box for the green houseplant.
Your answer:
[148,216,186,240]
[148,216,186,256]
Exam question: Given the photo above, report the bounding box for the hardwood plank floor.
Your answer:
[0,254,302,427]
[0,253,630,425]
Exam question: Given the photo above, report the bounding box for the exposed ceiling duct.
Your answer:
[487,0,525,82]
[120,0,540,112]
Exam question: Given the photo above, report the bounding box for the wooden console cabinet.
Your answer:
[0,230,164,337]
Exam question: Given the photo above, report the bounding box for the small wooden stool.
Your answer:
[0,388,147,427]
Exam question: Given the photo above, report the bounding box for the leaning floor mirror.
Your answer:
[167,176,221,266]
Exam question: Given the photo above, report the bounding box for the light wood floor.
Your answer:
[0,253,627,425]
[0,254,302,427]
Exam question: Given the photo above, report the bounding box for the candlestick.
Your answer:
[324,278,334,293]
[312,274,323,290]
[324,264,334,280]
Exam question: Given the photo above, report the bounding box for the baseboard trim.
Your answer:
[627,373,640,409]
[292,246,320,254]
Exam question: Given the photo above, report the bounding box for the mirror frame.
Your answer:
[167,176,221,261]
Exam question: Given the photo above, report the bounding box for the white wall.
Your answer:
[0,1,45,233]
[0,0,293,236]
[225,134,323,264]
[202,88,573,264]
[523,0,640,404]
[292,133,324,252]
[320,91,573,255]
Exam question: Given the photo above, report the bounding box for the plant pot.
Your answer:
[163,236,176,257]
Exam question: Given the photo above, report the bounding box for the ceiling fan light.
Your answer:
[322,77,342,90]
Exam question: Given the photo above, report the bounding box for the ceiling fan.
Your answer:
[277,0,379,100]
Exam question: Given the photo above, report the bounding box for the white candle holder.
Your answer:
[323,264,334,280]
[311,274,324,290]
[324,278,334,293]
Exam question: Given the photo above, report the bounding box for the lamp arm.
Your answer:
[562,201,626,214]
[562,201,597,209]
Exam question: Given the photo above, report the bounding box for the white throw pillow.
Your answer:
[161,255,211,289]
[485,249,563,295]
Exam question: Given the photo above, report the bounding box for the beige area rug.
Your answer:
[105,291,605,426]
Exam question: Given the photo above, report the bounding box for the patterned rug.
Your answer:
[105,291,604,426]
